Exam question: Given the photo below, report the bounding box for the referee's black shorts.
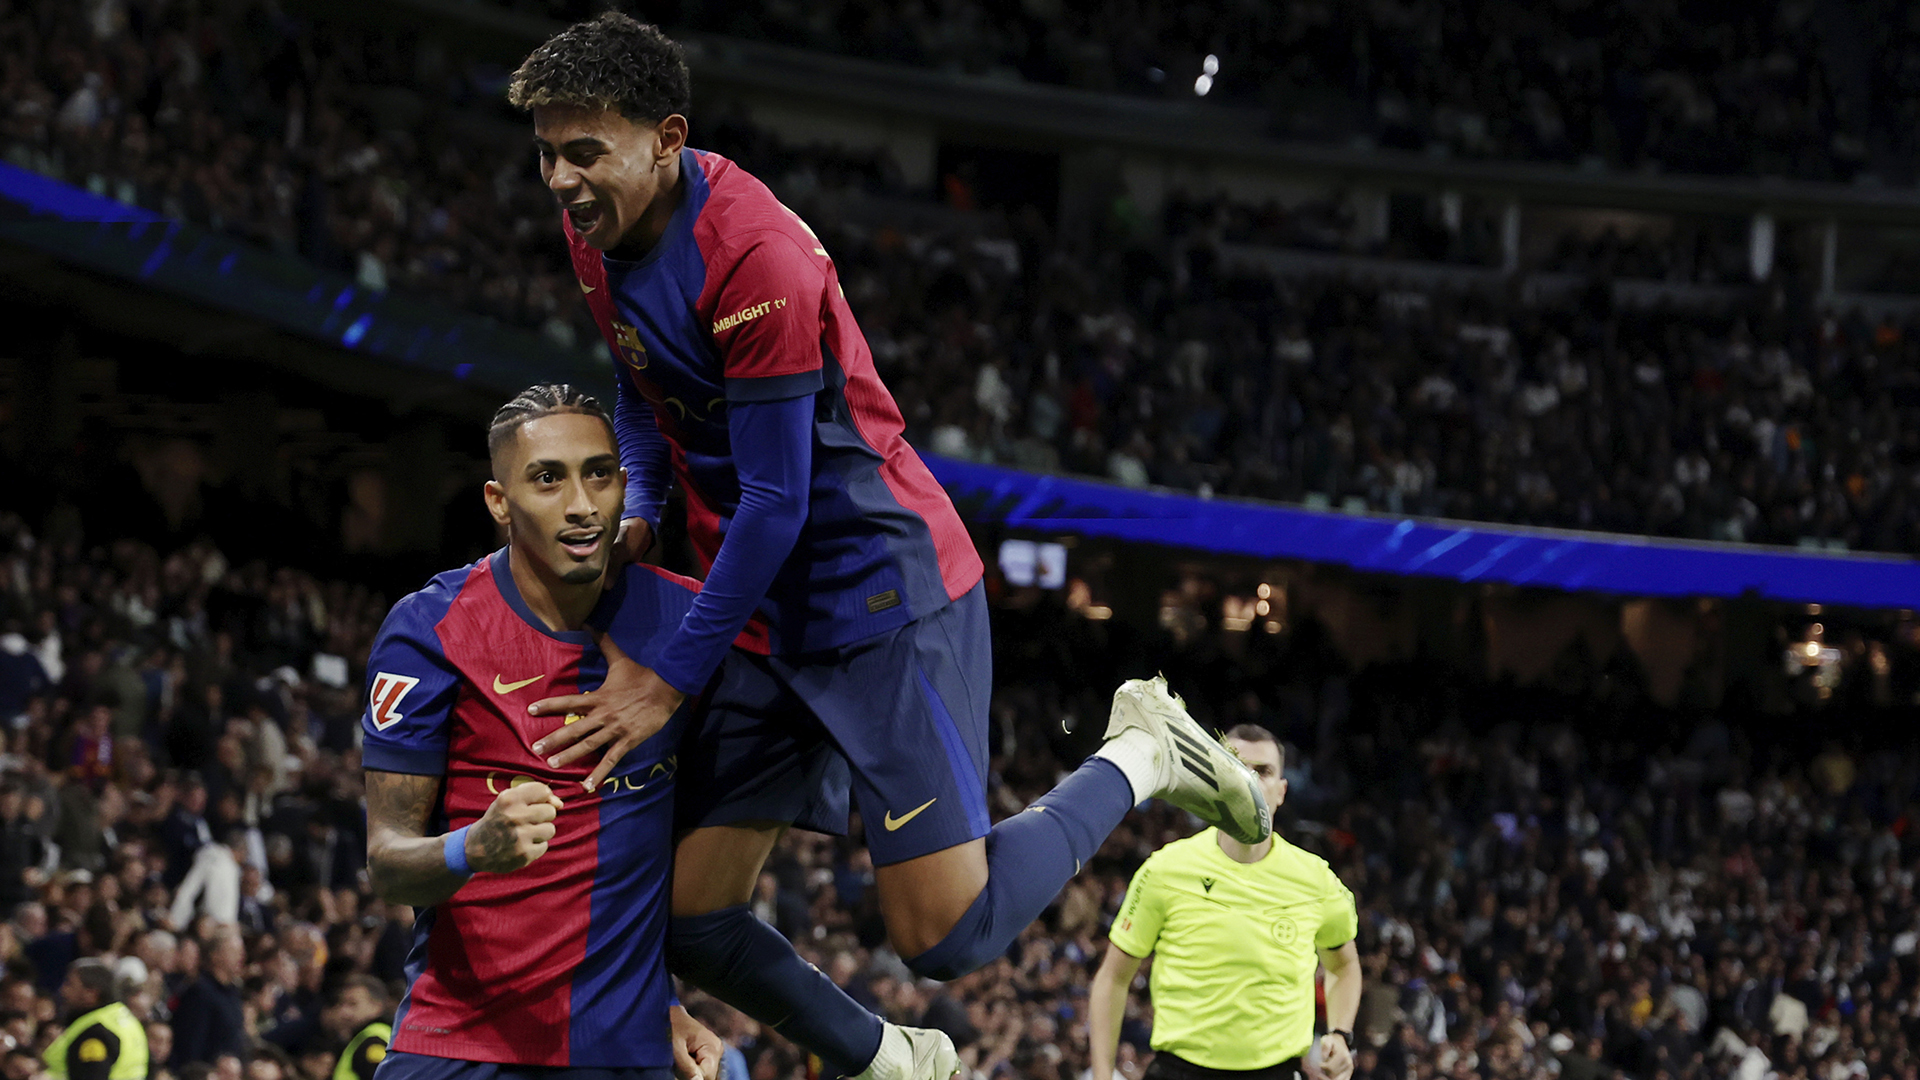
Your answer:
[1143,1051,1305,1080]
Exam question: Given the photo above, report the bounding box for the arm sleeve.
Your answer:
[710,233,828,401]
[169,846,210,929]
[360,597,461,775]
[1106,858,1166,958]
[63,1024,118,1080]
[1315,866,1360,949]
[648,394,812,694]
[614,376,672,530]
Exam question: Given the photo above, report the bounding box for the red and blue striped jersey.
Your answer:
[360,551,702,1068]
[564,148,983,657]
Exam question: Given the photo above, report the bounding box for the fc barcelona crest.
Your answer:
[611,320,648,370]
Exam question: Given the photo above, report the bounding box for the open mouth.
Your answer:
[565,199,603,233]
[558,528,604,559]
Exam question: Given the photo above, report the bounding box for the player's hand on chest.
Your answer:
[450,650,676,809]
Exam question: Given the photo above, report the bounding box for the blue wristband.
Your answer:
[443,826,474,878]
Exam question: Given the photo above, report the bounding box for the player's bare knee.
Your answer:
[875,841,987,959]
[670,822,785,916]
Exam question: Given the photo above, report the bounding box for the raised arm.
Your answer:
[1089,942,1147,1080]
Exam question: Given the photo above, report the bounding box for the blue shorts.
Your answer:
[373,1051,671,1080]
[676,582,992,866]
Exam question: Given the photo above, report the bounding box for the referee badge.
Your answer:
[1270,916,1299,946]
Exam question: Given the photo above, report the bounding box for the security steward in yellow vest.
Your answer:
[46,959,148,1080]
[328,976,392,1080]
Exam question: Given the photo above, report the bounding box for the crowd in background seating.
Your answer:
[8,0,1920,555]
[844,198,1920,554]
[0,510,405,1080]
[492,0,1872,181]
[3,501,1919,1080]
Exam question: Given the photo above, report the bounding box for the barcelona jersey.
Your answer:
[360,552,703,1068]
[564,148,983,656]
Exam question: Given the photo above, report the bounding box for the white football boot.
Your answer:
[1105,675,1272,844]
[855,1024,961,1080]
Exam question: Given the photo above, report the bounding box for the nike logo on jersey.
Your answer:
[369,673,420,730]
[493,674,542,694]
[882,798,938,831]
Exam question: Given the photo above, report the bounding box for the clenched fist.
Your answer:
[466,781,564,874]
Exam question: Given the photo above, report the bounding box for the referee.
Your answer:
[1089,725,1361,1080]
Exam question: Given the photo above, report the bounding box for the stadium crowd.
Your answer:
[492,0,1863,181]
[10,0,1920,557]
[853,201,1920,555]
[0,0,902,351]
[1,497,1918,1080]
[0,510,406,1080]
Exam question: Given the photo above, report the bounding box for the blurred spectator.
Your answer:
[170,931,245,1068]
[159,782,210,891]
[45,958,145,1080]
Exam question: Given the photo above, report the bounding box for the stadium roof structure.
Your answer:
[929,455,1920,610]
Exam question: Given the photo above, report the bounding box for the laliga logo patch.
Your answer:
[369,673,420,730]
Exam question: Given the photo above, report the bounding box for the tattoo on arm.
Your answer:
[365,770,467,908]
[465,812,518,871]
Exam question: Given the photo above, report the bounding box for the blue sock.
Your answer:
[667,904,883,1076]
[903,757,1135,980]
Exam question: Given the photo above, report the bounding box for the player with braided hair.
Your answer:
[361,384,726,1080]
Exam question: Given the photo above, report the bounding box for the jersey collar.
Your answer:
[488,548,624,645]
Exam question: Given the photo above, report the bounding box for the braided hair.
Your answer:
[487,384,616,459]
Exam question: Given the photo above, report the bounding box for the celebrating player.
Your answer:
[359,385,727,1080]
[1088,726,1362,1080]
[504,15,1272,1080]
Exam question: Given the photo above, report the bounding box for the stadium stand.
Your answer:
[9,0,1918,556]
[485,0,1865,180]
[0,0,903,349]
[0,494,1916,1080]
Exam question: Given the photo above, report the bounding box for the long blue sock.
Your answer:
[667,904,883,1076]
[903,757,1136,980]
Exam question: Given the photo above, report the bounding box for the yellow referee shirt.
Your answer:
[1108,828,1358,1070]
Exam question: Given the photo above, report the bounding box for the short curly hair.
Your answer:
[507,12,691,124]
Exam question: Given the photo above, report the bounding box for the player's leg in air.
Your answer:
[669,590,1270,985]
